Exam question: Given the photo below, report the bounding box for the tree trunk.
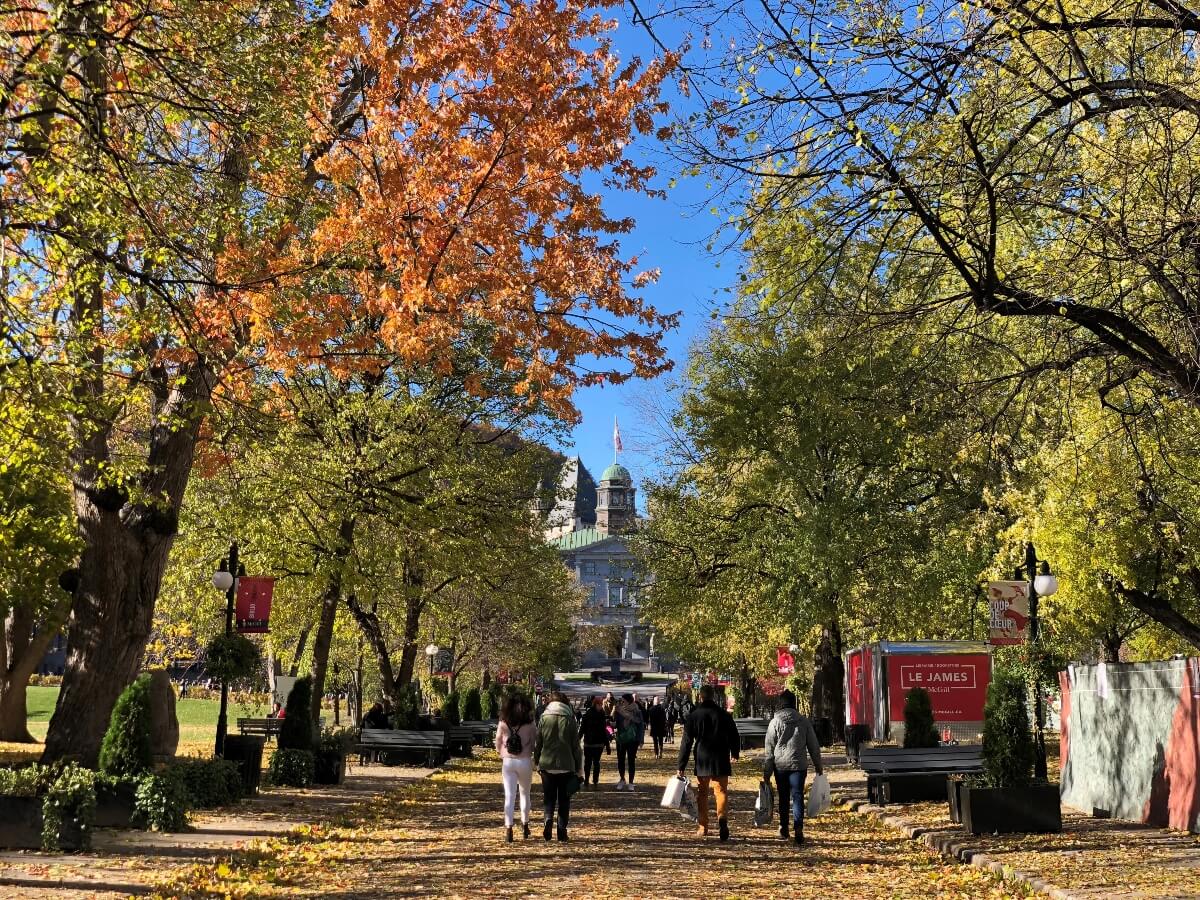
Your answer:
[288,625,312,677]
[1,601,70,742]
[394,565,425,688]
[345,594,400,706]
[809,621,845,743]
[1117,585,1200,651]
[309,518,355,726]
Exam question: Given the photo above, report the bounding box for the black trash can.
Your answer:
[222,735,266,795]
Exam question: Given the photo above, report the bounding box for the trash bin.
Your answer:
[222,735,266,795]
[814,716,833,747]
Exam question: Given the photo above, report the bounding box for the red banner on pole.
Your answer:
[777,646,796,675]
[235,577,274,633]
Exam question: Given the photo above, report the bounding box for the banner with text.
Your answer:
[776,646,796,675]
[987,580,1031,645]
[235,577,275,634]
[886,654,990,722]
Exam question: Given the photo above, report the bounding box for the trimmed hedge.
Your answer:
[98,675,154,778]
[279,677,315,751]
[902,687,940,748]
[268,749,315,788]
[461,687,482,722]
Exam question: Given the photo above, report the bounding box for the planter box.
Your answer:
[960,782,1062,834]
[94,781,139,828]
[313,752,346,786]
[0,795,85,850]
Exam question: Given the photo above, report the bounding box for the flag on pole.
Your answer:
[613,417,623,454]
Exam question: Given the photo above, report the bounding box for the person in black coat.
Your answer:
[579,695,611,786]
[677,684,741,841]
[648,698,668,759]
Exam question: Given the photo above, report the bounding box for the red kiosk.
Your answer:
[844,641,991,758]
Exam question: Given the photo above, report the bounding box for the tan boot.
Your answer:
[694,824,709,837]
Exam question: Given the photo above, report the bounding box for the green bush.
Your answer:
[98,674,154,778]
[278,677,315,752]
[319,727,356,755]
[461,687,482,722]
[268,749,314,788]
[134,771,190,832]
[169,758,244,809]
[204,633,262,683]
[442,691,461,725]
[902,687,940,748]
[982,669,1036,788]
[482,684,500,719]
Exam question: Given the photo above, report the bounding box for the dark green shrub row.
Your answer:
[268,749,314,788]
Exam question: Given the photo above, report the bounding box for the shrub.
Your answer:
[319,727,356,756]
[982,669,1036,788]
[134,771,190,832]
[278,677,315,752]
[168,758,244,809]
[204,633,262,683]
[98,674,154,778]
[268,749,314,788]
[461,687,482,722]
[902,687,940,749]
[442,691,461,725]
[482,684,499,719]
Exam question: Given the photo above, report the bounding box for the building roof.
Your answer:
[600,462,632,483]
[551,527,623,551]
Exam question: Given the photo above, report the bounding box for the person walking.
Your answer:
[677,684,740,842]
[648,697,668,759]
[602,691,616,719]
[534,691,583,842]
[763,690,824,845]
[495,693,537,843]
[580,695,610,787]
[613,693,643,791]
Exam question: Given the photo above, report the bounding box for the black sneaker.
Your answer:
[794,831,804,846]
[718,818,730,842]
[778,823,789,840]
[505,826,513,843]
[557,827,569,842]
[543,820,553,841]
[523,822,531,840]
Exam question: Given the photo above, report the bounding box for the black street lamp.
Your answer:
[211,542,245,758]
[1017,541,1059,782]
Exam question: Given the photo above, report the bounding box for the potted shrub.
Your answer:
[268,677,316,787]
[958,669,1062,834]
[872,686,948,803]
[0,763,96,851]
[95,675,154,827]
[314,728,354,785]
[461,687,483,723]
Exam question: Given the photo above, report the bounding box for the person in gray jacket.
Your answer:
[763,690,823,845]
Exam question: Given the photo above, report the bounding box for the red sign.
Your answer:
[847,648,869,726]
[235,577,275,633]
[886,654,989,722]
[777,646,795,675]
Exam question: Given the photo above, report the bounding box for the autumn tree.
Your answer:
[3,0,674,763]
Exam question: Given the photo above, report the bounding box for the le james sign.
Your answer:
[886,654,990,722]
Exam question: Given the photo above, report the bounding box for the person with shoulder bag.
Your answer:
[534,691,584,842]
[762,690,824,846]
[495,693,537,843]
[614,693,644,791]
[580,695,610,787]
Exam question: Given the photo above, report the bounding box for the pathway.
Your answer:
[150,751,1021,898]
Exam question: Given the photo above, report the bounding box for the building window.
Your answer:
[608,584,622,606]
[582,560,597,576]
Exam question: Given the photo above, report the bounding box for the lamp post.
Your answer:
[333,663,340,726]
[425,643,439,679]
[211,542,244,758]
[1020,541,1059,782]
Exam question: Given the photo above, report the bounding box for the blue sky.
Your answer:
[551,9,738,486]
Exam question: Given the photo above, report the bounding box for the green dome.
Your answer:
[601,463,632,483]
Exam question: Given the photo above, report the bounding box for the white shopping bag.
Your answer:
[678,782,698,822]
[806,772,831,817]
[753,779,775,827]
[660,774,688,810]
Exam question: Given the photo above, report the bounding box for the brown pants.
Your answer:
[696,775,729,827]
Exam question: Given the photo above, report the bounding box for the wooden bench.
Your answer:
[355,728,448,767]
[460,720,497,746]
[859,745,985,804]
[446,725,482,757]
[733,717,768,750]
[237,718,282,740]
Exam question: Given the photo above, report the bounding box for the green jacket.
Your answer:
[534,701,582,773]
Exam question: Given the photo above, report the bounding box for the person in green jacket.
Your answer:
[534,691,584,842]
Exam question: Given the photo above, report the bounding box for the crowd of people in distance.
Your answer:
[493,685,824,845]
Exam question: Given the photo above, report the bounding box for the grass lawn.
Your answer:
[9,685,269,760]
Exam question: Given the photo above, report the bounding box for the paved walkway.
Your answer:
[140,751,1020,898]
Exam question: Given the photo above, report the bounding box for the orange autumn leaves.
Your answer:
[221,0,678,417]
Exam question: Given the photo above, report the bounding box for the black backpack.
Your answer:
[505,723,523,755]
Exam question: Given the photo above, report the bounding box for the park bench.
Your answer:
[859,745,985,804]
[237,718,282,740]
[458,720,496,746]
[355,728,448,768]
[733,717,768,750]
[446,725,481,757]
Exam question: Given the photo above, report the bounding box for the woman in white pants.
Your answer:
[495,693,537,842]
